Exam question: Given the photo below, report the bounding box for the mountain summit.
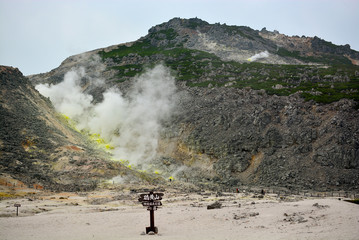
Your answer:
[146,17,359,65]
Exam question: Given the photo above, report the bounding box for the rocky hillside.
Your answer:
[0,66,136,191]
[27,18,359,191]
[158,87,359,191]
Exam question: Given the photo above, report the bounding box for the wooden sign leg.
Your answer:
[146,207,158,234]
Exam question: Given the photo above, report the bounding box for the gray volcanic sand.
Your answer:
[1,191,358,240]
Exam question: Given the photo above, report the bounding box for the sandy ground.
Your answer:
[1,189,358,240]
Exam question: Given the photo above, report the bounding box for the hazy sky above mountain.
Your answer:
[1,0,358,75]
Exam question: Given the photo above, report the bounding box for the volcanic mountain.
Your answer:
[3,17,359,192]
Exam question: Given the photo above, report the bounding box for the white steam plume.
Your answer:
[111,65,178,164]
[36,67,93,119]
[247,50,269,62]
[36,62,178,166]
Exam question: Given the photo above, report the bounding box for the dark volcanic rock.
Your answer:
[207,201,222,209]
[160,86,359,191]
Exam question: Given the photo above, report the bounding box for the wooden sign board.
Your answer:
[138,193,163,202]
[142,201,162,206]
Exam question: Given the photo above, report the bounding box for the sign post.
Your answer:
[14,203,21,216]
[138,191,163,234]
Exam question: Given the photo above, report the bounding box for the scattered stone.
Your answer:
[38,208,49,212]
[233,212,259,220]
[233,213,247,220]
[249,212,259,217]
[312,203,329,209]
[207,201,222,210]
[191,202,203,207]
[283,212,308,223]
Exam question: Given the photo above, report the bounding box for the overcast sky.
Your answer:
[1,0,358,75]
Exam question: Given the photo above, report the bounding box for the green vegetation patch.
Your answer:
[100,39,160,59]
[111,64,143,78]
[100,32,359,105]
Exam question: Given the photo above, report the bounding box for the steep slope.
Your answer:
[27,18,359,191]
[0,66,129,191]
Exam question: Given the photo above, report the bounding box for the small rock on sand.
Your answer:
[207,201,222,210]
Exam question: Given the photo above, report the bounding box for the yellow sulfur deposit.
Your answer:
[105,144,114,150]
[89,133,114,152]
[60,114,80,132]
